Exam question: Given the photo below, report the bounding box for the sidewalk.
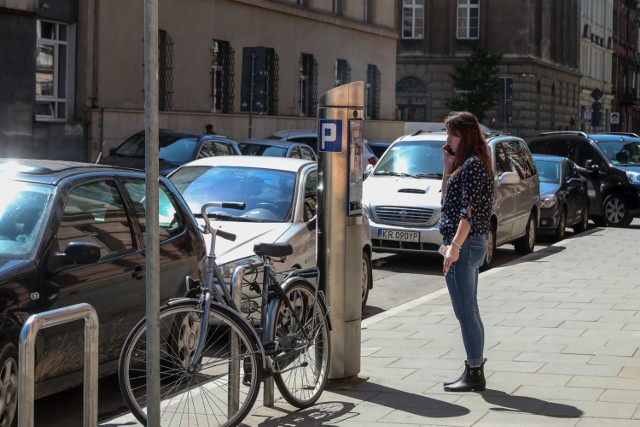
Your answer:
[105,223,640,426]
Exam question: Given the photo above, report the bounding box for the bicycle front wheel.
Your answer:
[268,281,330,408]
[118,300,262,427]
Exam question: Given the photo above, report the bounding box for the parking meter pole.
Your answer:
[317,81,365,379]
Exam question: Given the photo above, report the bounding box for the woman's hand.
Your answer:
[443,245,460,275]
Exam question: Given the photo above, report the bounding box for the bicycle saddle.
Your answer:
[253,242,293,257]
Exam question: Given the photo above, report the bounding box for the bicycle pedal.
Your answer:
[263,341,278,355]
[249,281,261,293]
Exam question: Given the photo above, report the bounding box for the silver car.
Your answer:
[362,131,540,269]
[169,156,374,307]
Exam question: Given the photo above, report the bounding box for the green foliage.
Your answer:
[446,45,502,123]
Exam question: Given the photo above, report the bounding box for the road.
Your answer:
[33,232,568,426]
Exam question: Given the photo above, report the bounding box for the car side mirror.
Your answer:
[584,159,600,173]
[109,147,117,155]
[364,163,374,178]
[498,171,521,185]
[64,242,101,265]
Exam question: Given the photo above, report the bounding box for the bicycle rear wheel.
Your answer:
[118,299,262,427]
[268,281,330,408]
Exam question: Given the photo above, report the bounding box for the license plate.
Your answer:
[377,229,420,242]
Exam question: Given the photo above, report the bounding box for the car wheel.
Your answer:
[602,194,633,227]
[553,208,567,242]
[480,223,496,271]
[0,342,18,427]
[514,212,537,255]
[573,202,589,233]
[361,251,372,310]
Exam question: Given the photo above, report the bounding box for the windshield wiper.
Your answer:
[414,173,443,179]
[195,212,256,222]
[375,171,418,178]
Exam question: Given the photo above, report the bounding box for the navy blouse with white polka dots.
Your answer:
[440,157,494,238]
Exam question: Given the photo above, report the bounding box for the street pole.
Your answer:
[143,0,160,425]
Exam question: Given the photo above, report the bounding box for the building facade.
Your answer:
[1,0,399,161]
[396,0,585,139]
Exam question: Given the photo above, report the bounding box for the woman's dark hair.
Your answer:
[445,111,492,176]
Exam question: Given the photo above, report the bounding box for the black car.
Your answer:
[532,154,590,241]
[528,131,640,227]
[239,139,316,160]
[99,129,242,175]
[0,159,206,418]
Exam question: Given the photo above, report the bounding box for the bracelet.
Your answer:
[451,240,462,250]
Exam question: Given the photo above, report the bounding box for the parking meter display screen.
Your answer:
[348,119,364,215]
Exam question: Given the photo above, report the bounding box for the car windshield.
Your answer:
[534,159,560,183]
[373,140,444,178]
[595,139,640,166]
[170,166,296,222]
[0,181,52,259]
[239,143,287,157]
[115,133,199,164]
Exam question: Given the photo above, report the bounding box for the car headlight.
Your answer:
[541,195,557,208]
[627,171,640,184]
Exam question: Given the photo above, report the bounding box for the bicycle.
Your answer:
[118,201,331,426]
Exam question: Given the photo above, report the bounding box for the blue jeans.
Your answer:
[443,235,488,367]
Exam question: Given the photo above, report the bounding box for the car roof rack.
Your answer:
[536,130,588,138]
[594,132,640,138]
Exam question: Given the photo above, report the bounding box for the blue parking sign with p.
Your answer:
[318,119,342,152]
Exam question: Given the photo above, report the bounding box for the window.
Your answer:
[198,140,237,158]
[36,20,73,121]
[402,0,424,39]
[299,53,318,117]
[336,59,351,87]
[366,64,381,120]
[302,170,318,222]
[123,180,185,240]
[240,47,279,115]
[211,39,235,113]
[57,181,134,258]
[396,76,428,121]
[159,30,174,111]
[456,0,479,40]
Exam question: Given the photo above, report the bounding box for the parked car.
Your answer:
[0,159,206,418]
[168,156,374,308]
[366,140,393,159]
[528,131,640,227]
[239,139,316,160]
[362,140,379,166]
[362,131,540,269]
[99,129,242,175]
[532,154,590,241]
[267,129,318,153]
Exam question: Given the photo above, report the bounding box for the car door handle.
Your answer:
[132,266,145,280]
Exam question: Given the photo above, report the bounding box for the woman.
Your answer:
[440,111,494,392]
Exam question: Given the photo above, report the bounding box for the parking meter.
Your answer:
[317,81,364,379]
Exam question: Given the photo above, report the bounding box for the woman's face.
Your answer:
[447,133,462,153]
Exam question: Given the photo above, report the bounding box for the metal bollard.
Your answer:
[231,262,274,407]
[18,303,99,427]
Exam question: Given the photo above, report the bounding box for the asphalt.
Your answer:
[103,221,640,426]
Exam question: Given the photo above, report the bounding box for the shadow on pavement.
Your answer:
[242,401,357,426]
[332,382,471,419]
[482,389,583,418]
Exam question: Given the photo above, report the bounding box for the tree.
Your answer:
[446,45,502,123]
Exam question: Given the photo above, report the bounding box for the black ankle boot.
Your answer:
[444,360,486,392]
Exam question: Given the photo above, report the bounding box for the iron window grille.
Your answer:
[366,64,381,120]
[211,39,235,113]
[336,59,351,86]
[299,53,318,117]
[159,30,174,111]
